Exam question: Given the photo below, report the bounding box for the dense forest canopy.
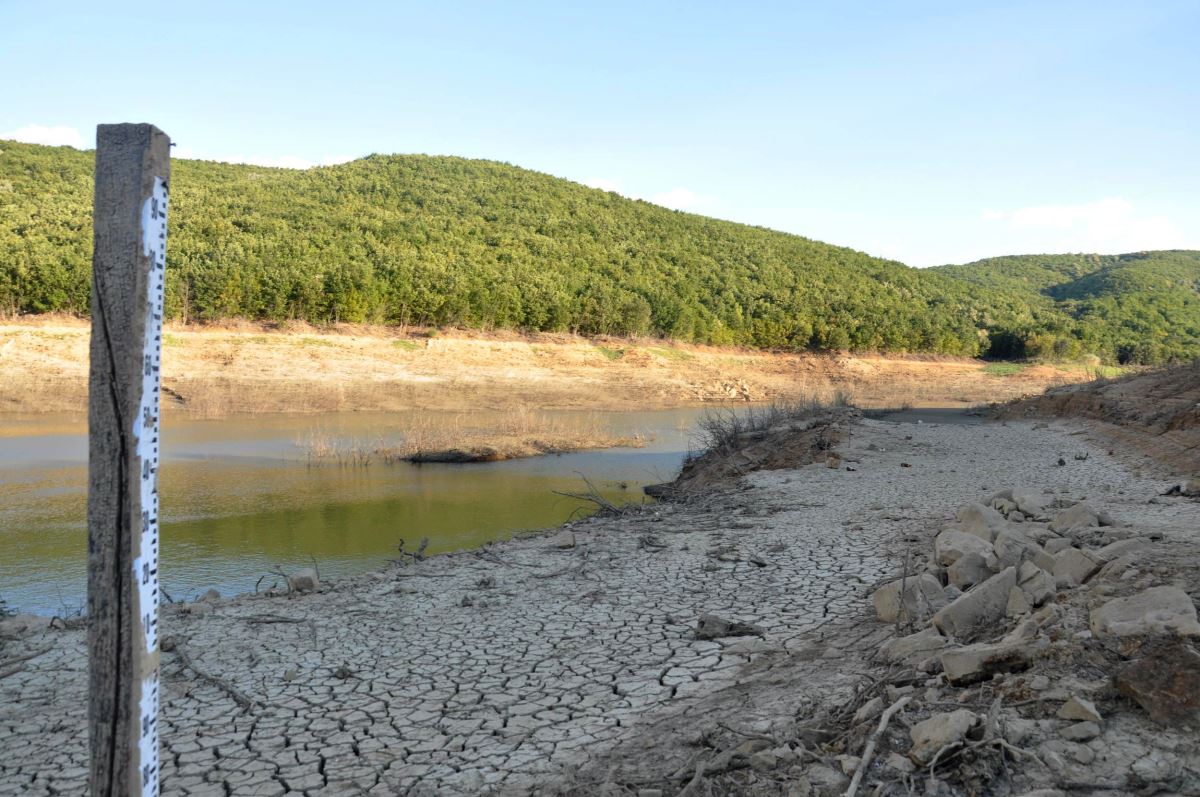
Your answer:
[2,139,1197,364]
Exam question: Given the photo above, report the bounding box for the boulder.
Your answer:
[955,503,1007,542]
[878,627,947,665]
[1011,488,1052,517]
[287,567,320,593]
[1049,503,1110,534]
[1043,537,1073,554]
[993,529,1044,570]
[1017,562,1056,607]
[1089,587,1200,638]
[1006,587,1032,617]
[1115,642,1200,727]
[908,709,979,764]
[934,529,994,566]
[1095,537,1149,562]
[198,588,221,604]
[1051,548,1101,585]
[1057,695,1101,723]
[871,574,947,623]
[941,637,1046,684]
[933,567,1016,639]
[947,552,994,590]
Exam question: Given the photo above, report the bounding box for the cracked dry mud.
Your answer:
[1,416,1188,795]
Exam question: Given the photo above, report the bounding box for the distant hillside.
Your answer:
[933,251,1200,364]
[1,139,1196,363]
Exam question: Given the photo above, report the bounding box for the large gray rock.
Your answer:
[941,637,1047,684]
[934,529,994,566]
[1011,488,1052,517]
[955,503,1007,542]
[878,627,947,665]
[1017,563,1056,607]
[908,709,979,763]
[933,567,1016,639]
[1090,587,1200,638]
[1048,503,1109,534]
[1051,548,1101,585]
[947,551,994,590]
[993,529,1040,570]
[871,573,947,623]
[1095,537,1149,562]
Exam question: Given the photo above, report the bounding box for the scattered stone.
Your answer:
[871,573,948,623]
[932,567,1016,639]
[1028,675,1050,691]
[941,638,1046,684]
[885,752,914,773]
[1114,642,1200,726]
[547,530,576,549]
[1130,750,1180,782]
[853,696,884,724]
[287,567,320,593]
[947,551,994,589]
[1089,586,1200,638]
[835,754,861,775]
[878,627,947,665]
[1057,695,1101,723]
[908,709,978,764]
[1051,548,1101,584]
[934,529,994,566]
[694,613,763,640]
[198,588,221,604]
[1059,721,1100,741]
[804,764,848,793]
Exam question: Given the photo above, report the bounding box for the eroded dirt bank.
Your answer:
[0,317,1088,415]
[3,410,1197,796]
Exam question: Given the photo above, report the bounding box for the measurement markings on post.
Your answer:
[133,175,168,795]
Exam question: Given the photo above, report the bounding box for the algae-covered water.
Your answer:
[0,409,703,615]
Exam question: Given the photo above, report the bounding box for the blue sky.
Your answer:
[3,0,1197,266]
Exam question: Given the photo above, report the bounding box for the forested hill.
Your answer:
[932,251,1200,364]
[1,139,1197,364]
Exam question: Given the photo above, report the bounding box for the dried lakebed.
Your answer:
[1,415,1191,796]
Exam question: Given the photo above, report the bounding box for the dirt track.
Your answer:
[0,318,1089,416]
[4,411,1196,796]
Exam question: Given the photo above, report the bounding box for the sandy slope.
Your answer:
[0,318,1089,416]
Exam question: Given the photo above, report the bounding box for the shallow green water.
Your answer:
[0,409,702,615]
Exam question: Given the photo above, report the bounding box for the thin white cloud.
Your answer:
[650,187,714,212]
[2,124,85,148]
[980,197,1185,253]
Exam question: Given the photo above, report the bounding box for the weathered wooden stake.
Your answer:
[88,123,170,797]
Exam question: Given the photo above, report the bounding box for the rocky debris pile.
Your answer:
[815,489,1200,795]
[682,488,1200,796]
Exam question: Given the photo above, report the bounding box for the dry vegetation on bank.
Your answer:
[0,317,1097,417]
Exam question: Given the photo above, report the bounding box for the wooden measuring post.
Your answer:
[88,123,170,797]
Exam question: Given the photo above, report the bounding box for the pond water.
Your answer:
[0,409,708,615]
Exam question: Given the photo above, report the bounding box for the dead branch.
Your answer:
[172,643,259,712]
[845,695,911,797]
